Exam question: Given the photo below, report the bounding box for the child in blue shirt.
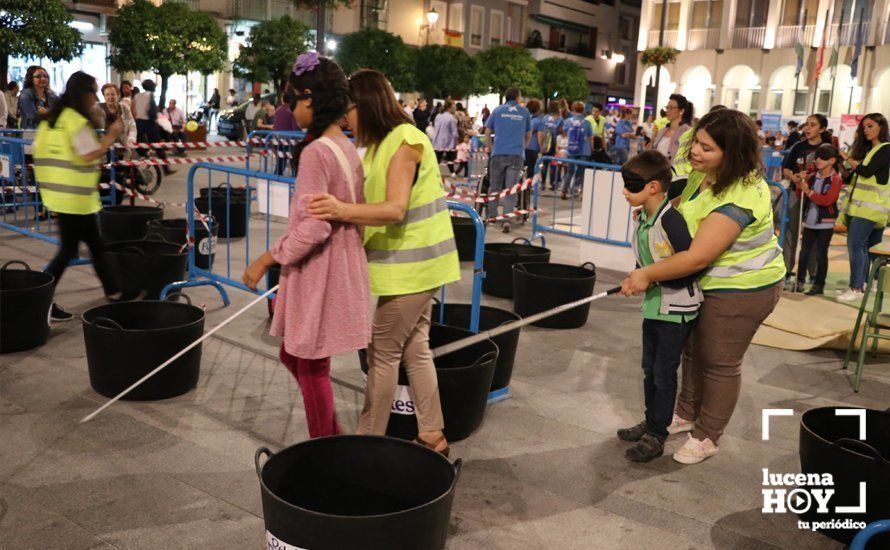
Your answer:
[561,101,593,199]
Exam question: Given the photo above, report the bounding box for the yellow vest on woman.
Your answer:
[362,123,461,296]
[678,170,786,291]
[847,142,890,227]
[33,108,101,215]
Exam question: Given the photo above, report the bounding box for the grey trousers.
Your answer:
[488,154,523,219]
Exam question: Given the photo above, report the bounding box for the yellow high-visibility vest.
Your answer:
[33,108,101,215]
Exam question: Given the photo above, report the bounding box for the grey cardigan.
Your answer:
[652,123,691,163]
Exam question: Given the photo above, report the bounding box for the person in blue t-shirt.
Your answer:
[485,87,532,233]
[525,99,542,178]
[539,101,563,190]
[561,101,594,199]
[614,108,636,165]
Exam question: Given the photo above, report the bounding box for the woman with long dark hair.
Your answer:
[651,93,693,165]
[19,66,59,129]
[33,71,127,321]
[621,109,785,464]
[837,113,890,302]
[308,69,460,455]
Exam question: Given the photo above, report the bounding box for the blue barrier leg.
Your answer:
[851,519,890,550]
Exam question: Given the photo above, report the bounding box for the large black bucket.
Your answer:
[483,238,551,298]
[195,188,248,239]
[146,217,219,270]
[451,216,480,262]
[513,262,597,329]
[359,323,498,441]
[82,296,204,400]
[0,261,54,354]
[256,436,462,550]
[105,239,188,300]
[798,407,890,545]
[432,302,521,391]
[98,205,163,243]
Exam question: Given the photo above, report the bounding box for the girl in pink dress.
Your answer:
[243,53,371,438]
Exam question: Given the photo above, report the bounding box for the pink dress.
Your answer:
[269,136,371,359]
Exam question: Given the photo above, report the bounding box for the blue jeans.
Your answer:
[562,154,588,195]
[846,215,884,290]
[488,154,523,219]
[642,318,694,439]
[613,146,629,165]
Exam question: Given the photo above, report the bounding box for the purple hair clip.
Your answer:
[293,52,320,76]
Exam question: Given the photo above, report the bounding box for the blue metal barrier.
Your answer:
[531,155,630,248]
[438,200,485,334]
[246,130,307,176]
[766,180,789,249]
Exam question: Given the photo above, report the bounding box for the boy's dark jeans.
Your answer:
[797,227,832,286]
[642,318,694,439]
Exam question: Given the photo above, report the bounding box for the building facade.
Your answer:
[634,0,890,120]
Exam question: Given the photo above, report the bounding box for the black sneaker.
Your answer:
[106,289,148,302]
[625,433,665,463]
[617,420,648,442]
[50,303,74,322]
[501,222,511,234]
[805,285,824,296]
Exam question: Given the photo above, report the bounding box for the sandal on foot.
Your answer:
[415,434,450,457]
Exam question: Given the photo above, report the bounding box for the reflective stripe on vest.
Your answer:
[729,225,774,252]
[707,246,782,278]
[33,158,98,174]
[396,197,448,226]
[40,181,97,195]
[366,237,456,264]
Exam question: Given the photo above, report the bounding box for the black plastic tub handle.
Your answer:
[511,237,531,245]
[165,292,192,305]
[832,438,889,464]
[118,245,146,255]
[513,263,528,273]
[581,261,596,271]
[93,317,124,330]
[143,232,169,243]
[1,260,30,271]
[255,446,274,478]
[452,458,463,486]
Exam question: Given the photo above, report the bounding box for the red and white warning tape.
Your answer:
[447,176,538,204]
[106,181,212,234]
[450,208,538,223]
[114,140,249,150]
[110,154,255,167]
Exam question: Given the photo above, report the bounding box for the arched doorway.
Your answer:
[767,65,809,116]
[870,68,890,116]
[814,64,856,117]
[680,65,713,116]
[722,65,759,116]
[639,65,672,117]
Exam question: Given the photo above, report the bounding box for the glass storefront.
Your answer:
[9,43,109,98]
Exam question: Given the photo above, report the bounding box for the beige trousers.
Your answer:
[358,289,445,435]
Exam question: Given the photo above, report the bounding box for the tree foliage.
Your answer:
[414,45,478,99]
[0,0,83,90]
[475,46,541,99]
[233,16,311,96]
[336,28,415,92]
[538,57,589,104]
[109,0,227,107]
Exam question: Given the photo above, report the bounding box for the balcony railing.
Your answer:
[647,29,679,49]
[775,25,814,48]
[686,28,719,50]
[732,26,766,49]
[834,21,871,46]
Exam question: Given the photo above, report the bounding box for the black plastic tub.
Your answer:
[0,261,54,353]
[513,262,597,329]
[82,298,204,400]
[256,436,462,550]
[99,205,163,243]
[199,183,249,201]
[195,190,248,239]
[798,407,890,545]
[146,217,219,270]
[451,216,480,262]
[359,324,498,441]
[432,302,521,391]
[483,238,551,298]
[105,239,188,300]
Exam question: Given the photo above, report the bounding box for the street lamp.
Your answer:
[423,8,439,45]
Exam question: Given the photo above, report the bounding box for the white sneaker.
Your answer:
[667,414,694,435]
[837,289,864,302]
[673,434,719,464]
